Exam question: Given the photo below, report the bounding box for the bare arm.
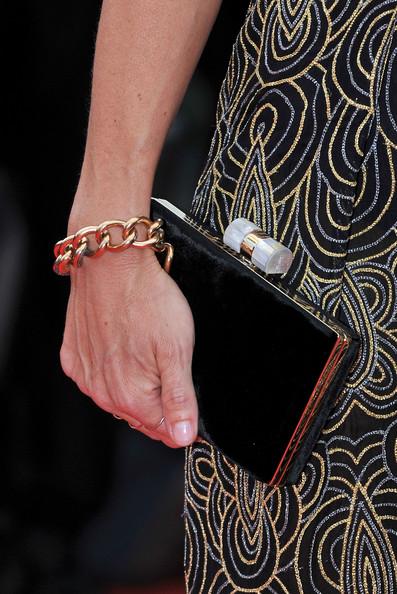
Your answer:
[69,0,222,227]
[61,0,222,448]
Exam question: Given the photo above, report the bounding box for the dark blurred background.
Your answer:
[0,2,249,594]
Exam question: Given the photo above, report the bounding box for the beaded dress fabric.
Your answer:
[183,0,397,592]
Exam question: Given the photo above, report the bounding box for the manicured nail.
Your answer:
[172,421,194,446]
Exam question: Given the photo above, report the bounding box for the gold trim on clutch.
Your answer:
[268,333,350,486]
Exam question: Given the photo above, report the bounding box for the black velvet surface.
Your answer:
[151,199,360,485]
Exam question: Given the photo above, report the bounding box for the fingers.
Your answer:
[62,338,189,449]
[67,346,179,448]
[61,271,198,449]
[112,410,179,448]
[159,359,198,447]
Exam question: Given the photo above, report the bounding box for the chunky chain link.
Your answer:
[53,216,174,276]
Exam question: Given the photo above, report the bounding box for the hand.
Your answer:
[59,245,198,448]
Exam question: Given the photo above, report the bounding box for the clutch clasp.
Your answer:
[223,218,293,275]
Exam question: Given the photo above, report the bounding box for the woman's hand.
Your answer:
[55,0,223,448]
[59,244,198,448]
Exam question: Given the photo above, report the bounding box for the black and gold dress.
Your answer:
[183,1,397,591]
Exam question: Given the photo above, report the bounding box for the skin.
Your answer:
[61,0,223,447]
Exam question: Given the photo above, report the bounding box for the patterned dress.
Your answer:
[183,1,397,592]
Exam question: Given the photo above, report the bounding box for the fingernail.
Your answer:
[172,421,194,446]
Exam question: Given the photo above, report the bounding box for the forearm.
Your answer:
[69,0,222,229]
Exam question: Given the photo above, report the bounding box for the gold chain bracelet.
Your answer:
[53,216,174,276]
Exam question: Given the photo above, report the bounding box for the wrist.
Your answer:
[56,205,167,279]
[68,193,152,232]
[59,159,165,276]
[70,152,155,221]
[86,243,161,272]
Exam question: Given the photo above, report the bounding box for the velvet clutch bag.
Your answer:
[150,197,360,486]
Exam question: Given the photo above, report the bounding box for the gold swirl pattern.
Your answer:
[184,0,397,591]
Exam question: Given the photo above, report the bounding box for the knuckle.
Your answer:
[113,390,159,425]
[120,373,159,405]
[89,376,114,411]
[92,390,111,412]
[159,337,191,365]
[59,344,117,415]
[76,380,90,398]
[163,384,188,410]
[59,344,76,378]
[116,386,154,414]
[99,349,163,421]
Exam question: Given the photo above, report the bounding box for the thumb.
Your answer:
[160,362,198,447]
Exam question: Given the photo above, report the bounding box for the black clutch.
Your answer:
[150,197,360,486]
